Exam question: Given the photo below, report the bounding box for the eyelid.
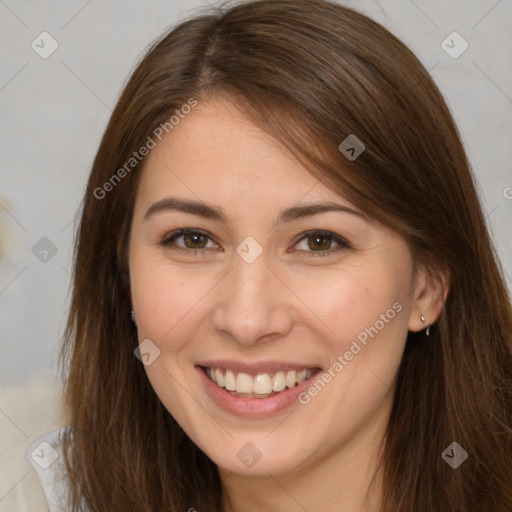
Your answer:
[290,229,351,256]
[160,228,221,250]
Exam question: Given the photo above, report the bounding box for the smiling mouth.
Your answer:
[200,366,321,399]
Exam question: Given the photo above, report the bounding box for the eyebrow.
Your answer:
[143,196,364,224]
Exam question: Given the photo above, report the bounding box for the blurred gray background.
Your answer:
[1,0,511,393]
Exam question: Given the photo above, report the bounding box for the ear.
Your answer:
[407,264,449,333]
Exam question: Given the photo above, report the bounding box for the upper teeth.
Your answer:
[206,367,315,395]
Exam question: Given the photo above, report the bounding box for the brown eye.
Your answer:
[161,229,219,251]
[183,231,208,249]
[294,230,349,257]
[307,233,333,251]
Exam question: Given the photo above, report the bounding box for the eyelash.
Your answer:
[159,228,351,258]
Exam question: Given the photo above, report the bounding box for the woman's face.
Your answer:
[128,98,431,477]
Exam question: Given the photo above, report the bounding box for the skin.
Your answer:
[128,98,446,512]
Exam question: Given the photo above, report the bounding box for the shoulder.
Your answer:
[25,427,87,512]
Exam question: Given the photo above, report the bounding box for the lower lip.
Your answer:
[196,366,321,418]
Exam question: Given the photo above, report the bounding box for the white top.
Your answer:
[25,428,86,512]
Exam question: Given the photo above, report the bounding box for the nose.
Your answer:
[211,254,294,346]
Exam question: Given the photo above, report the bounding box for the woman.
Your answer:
[31,0,512,510]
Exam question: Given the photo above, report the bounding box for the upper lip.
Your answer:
[196,360,322,375]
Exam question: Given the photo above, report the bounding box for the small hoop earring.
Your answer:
[420,314,430,336]
[130,310,137,325]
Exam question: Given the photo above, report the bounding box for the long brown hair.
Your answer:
[60,0,512,510]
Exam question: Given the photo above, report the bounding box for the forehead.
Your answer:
[136,98,347,210]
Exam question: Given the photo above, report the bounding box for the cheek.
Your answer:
[294,263,410,418]
[288,267,409,448]
[294,262,409,351]
[129,246,200,344]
